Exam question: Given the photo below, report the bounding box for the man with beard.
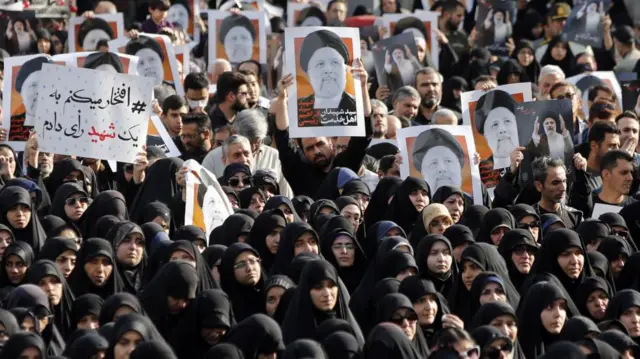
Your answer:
[238,69,269,115]
[438,0,468,57]
[475,89,520,171]
[370,100,388,139]
[209,71,250,129]
[179,112,213,163]
[413,128,464,196]
[392,86,420,121]
[529,110,573,165]
[482,8,512,46]
[13,55,51,135]
[413,67,461,125]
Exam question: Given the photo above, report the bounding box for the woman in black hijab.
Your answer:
[0,241,34,292]
[471,301,525,359]
[598,235,632,287]
[43,158,86,200]
[375,293,430,357]
[39,236,78,279]
[599,330,640,358]
[0,308,20,346]
[443,225,475,264]
[105,313,165,359]
[320,228,367,294]
[270,222,320,275]
[215,213,255,246]
[282,259,364,346]
[512,39,540,83]
[225,313,285,359]
[604,289,640,344]
[171,289,235,358]
[264,275,296,318]
[128,158,184,222]
[202,244,226,283]
[173,225,208,252]
[517,281,578,358]
[458,205,489,238]
[67,237,125,299]
[219,243,266,321]
[364,221,407,259]
[498,229,539,293]
[292,195,314,223]
[248,209,287,273]
[468,272,520,323]
[440,76,468,114]
[264,195,301,224]
[98,292,145,326]
[362,177,401,229]
[161,240,218,292]
[384,177,430,235]
[105,221,146,294]
[80,190,128,238]
[529,228,594,299]
[309,199,340,223]
[49,182,90,226]
[364,322,421,359]
[475,208,516,246]
[64,331,109,359]
[0,186,47,253]
[26,259,75,338]
[617,252,640,292]
[575,276,611,323]
[138,201,173,234]
[71,293,103,331]
[540,35,576,76]
[560,316,601,342]
[0,332,47,359]
[139,260,198,340]
[432,185,466,224]
[496,59,530,85]
[239,187,267,213]
[398,276,450,347]
[415,235,458,296]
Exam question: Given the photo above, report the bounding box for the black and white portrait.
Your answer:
[528,110,574,162]
[482,8,512,45]
[125,36,165,86]
[391,16,431,68]
[15,55,51,119]
[412,128,464,194]
[575,0,605,34]
[298,29,356,112]
[3,15,37,56]
[475,0,515,55]
[83,52,124,73]
[168,0,190,31]
[372,33,420,92]
[474,89,520,169]
[564,0,610,47]
[219,14,255,64]
[77,17,114,51]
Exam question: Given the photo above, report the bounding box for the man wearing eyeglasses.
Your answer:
[550,82,587,144]
[179,112,213,164]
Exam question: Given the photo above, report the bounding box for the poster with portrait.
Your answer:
[32,64,155,163]
[168,0,199,42]
[148,115,181,157]
[284,26,365,138]
[287,2,326,27]
[68,13,124,52]
[117,33,185,97]
[174,43,191,82]
[207,10,266,68]
[621,80,640,111]
[51,51,139,75]
[0,10,38,56]
[475,0,515,55]
[563,0,610,48]
[372,33,419,93]
[567,71,623,115]
[460,82,532,188]
[184,159,234,240]
[397,125,482,205]
[381,12,439,70]
[1,54,50,150]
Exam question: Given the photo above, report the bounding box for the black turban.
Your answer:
[83,52,125,73]
[77,18,114,47]
[392,16,428,40]
[125,36,165,62]
[412,128,465,171]
[15,55,51,93]
[218,14,256,44]
[299,29,350,73]
[474,89,517,135]
[296,6,327,26]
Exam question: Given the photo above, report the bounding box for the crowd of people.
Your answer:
[0,0,639,358]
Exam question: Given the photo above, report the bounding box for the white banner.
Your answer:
[34,64,155,163]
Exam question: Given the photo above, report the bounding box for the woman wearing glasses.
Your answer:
[219,243,266,322]
[320,229,366,294]
[498,229,539,294]
[375,293,430,358]
[222,163,253,193]
[50,183,90,226]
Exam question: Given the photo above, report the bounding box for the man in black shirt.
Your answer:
[591,150,637,211]
[179,112,213,164]
[208,71,250,129]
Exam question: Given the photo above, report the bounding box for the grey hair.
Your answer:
[232,109,268,142]
[538,65,565,83]
[208,59,232,73]
[96,1,117,13]
[370,99,388,116]
[532,156,566,183]
[392,86,420,103]
[222,135,251,158]
[432,108,457,123]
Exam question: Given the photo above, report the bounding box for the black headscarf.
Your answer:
[598,235,632,288]
[599,330,640,356]
[322,331,361,359]
[239,187,266,209]
[511,39,540,83]
[38,236,77,268]
[364,221,407,259]
[384,177,430,235]
[561,316,600,342]
[26,259,75,338]
[498,229,539,292]
[475,208,516,245]
[309,199,340,223]
[129,158,184,222]
[375,293,430,358]
[41,215,66,237]
[161,240,218,292]
[0,186,47,253]
[443,225,475,259]
[138,201,173,235]
[202,244,227,271]
[49,182,88,224]
[518,281,579,359]
[282,259,364,346]
[604,289,640,341]
[283,339,326,359]
[292,195,314,222]
[139,260,198,340]
[0,307,20,339]
[458,205,489,238]
[265,196,302,222]
[540,36,575,76]
[0,241,35,290]
[225,314,285,359]
[80,190,128,238]
[98,292,144,326]
[440,76,468,114]
[205,343,245,359]
[0,332,46,359]
[141,222,171,258]
[575,276,612,323]
[468,272,520,324]
[105,313,165,359]
[171,289,235,358]
[270,222,320,275]
[105,221,147,293]
[44,158,85,200]
[415,235,458,296]
[248,209,287,273]
[71,293,103,330]
[130,339,177,359]
[319,228,366,294]
[219,243,267,321]
[496,59,530,85]
[364,323,421,359]
[63,331,109,359]
[399,276,450,347]
[67,237,125,299]
[215,214,255,246]
[617,252,640,291]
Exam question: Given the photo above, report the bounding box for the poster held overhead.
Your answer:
[68,13,124,52]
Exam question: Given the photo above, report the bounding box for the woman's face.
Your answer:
[278,204,295,223]
[18,347,40,359]
[511,246,535,274]
[586,289,608,320]
[382,0,397,13]
[232,251,261,286]
[309,279,338,311]
[37,38,51,54]
[7,204,31,229]
[170,249,196,268]
[200,327,226,346]
[391,307,418,341]
[551,42,568,61]
[21,315,35,332]
[265,286,286,316]
[116,233,145,267]
[409,189,429,212]
[152,216,170,234]
[293,232,318,256]
[518,215,540,239]
[428,216,452,235]
[84,255,113,286]
[331,235,355,267]
[620,306,640,338]
[340,204,361,232]
[77,314,100,330]
[414,294,438,326]
[479,282,507,305]
[610,253,627,275]
[490,314,518,344]
[5,254,27,284]
[490,226,509,246]
[557,247,584,279]
[113,330,143,359]
[443,194,464,223]
[517,48,534,67]
[51,35,63,54]
[0,230,13,257]
[426,241,452,274]
[55,250,76,278]
[265,227,282,255]
[39,274,63,306]
[540,298,567,334]
[462,261,482,290]
[249,193,265,213]
[507,73,521,84]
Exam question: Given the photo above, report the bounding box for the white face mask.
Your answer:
[188,99,208,109]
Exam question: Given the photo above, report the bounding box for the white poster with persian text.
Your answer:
[34,64,155,163]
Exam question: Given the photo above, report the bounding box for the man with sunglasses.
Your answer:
[550,82,587,144]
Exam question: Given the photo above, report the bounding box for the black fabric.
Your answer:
[270,222,320,275]
[63,331,109,359]
[475,208,516,245]
[458,205,489,238]
[561,316,600,342]
[540,36,576,76]
[468,271,520,324]
[283,339,326,359]
[205,343,244,359]
[0,332,46,359]
[415,235,458,296]
[141,222,171,258]
[49,182,87,224]
[248,209,287,273]
[384,177,430,235]
[617,252,640,291]
[105,221,147,293]
[39,236,77,264]
[129,158,184,223]
[604,289,640,341]
[215,214,255,246]
[225,313,285,359]
[130,340,177,359]
[375,293,430,358]
[398,276,450,347]
[71,293,103,330]
[138,201,173,235]
[497,229,539,292]
[202,244,227,269]
[309,199,340,224]
[364,221,407,259]
[219,243,267,321]
[575,276,612,323]
[320,229,366,294]
[80,190,128,238]
[67,237,125,299]
[44,159,85,201]
[98,292,145,326]
[322,331,361,359]
[264,195,302,222]
[364,323,420,359]
[0,241,35,289]
[0,186,47,253]
[105,313,165,359]
[161,240,218,293]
